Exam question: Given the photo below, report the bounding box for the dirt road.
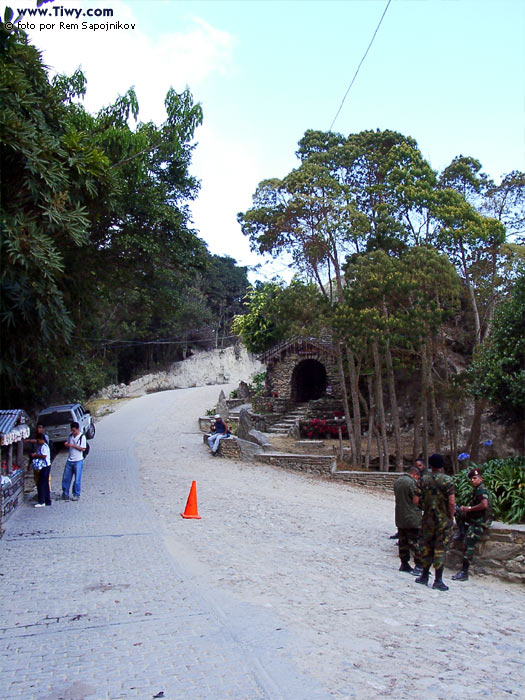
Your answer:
[135,385,524,700]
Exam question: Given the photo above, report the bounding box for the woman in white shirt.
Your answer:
[32,433,52,507]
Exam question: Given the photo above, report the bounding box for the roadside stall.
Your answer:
[0,409,30,536]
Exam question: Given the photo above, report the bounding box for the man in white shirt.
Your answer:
[32,433,52,507]
[61,421,86,501]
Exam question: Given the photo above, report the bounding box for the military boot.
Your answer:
[399,561,413,573]
[452,559,470,581]
[415,568,430,586]
[432,566,449,591]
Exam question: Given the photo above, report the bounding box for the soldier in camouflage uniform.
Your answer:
[413,453,456,591]
[451,468,492,581]
[394,466,422,573]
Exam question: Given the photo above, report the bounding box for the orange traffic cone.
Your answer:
[180,480,201,519]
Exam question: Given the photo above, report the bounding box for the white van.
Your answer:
[37,403,95,447]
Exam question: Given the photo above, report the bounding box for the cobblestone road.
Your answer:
[0,394,331,700]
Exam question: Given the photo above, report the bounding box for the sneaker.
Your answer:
[451,569,469,581]
[411,566,424,577]
[62,493,69,501]
[34,503,46,508]
[71,495,80,501]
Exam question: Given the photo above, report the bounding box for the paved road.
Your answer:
[0,393,331,700]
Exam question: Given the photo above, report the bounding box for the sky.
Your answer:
[10,0,525,281]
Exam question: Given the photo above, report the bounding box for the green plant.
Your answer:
[248,371,266,396]
[205,407,216,417]
[454,456,525,524]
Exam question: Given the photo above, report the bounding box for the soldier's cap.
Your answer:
[428,453,445,470]
[468,468,482,478]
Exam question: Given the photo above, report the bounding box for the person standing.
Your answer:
[25,423,51,488]
[61,422,86,501]
[394,466,422,573]
[415,458,430,477]
[451,468,492,581]
[413,453,456,591]
[32,433,52,507]
[207,414,230,455]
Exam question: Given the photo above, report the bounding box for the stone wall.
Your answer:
[202,434,241,459]
[446,523,525,584]
[267,352,340,403]
[332,470,399,492]
[255,453,336,477]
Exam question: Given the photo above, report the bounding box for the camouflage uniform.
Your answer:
[394,473,422,567]
[415,472,456,571]
[456,483,492,562]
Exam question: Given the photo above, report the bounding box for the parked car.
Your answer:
[37,403,95,447]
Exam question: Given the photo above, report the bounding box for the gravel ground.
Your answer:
[135,385,524,700]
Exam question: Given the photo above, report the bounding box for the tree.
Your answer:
[240,128,446,468]
[0,26,109,401]
[232,280,325,354]
[1,26,251,407]
[466,270,525,426]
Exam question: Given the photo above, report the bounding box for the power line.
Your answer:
[328,0,392,132]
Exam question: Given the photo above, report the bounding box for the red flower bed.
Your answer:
[301,418,348,439]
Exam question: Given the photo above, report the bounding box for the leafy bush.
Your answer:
[248,371,266,396]
[454,457,525,524]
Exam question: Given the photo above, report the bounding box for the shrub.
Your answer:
[248,371,266,396]
[454,456,525,524]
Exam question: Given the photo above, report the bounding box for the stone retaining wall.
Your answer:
[446,523,525,584]
[255,452,336,477]
[332,470,399,491]
[202,434,241,459]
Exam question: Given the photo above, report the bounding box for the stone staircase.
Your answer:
[226,402,252,423]
[266,404,310,436]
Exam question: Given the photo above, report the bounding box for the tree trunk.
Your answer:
[335,343,357,467]
[429,373,441,453]
[365,374,375,470]
[442,341,459,474]
[422,395,429,466]
[384,339,402,471]
[345,345,362,468]
[412,395,422,463]
[466,399,486,462]
[372,340,389,471]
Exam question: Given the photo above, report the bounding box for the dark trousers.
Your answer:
[398,527,421,566]
[455,512,489,562]
[37,465,52,505]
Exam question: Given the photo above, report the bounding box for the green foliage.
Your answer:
[0,30,250,409]
[454,457,525,524]
[231,279,326,353]
[465,271,525,422]
[336,247,460,363]
[247,371,266,396]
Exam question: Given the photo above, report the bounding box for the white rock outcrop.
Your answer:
[93,346,264,400]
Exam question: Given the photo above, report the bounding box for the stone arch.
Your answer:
[291,359,327,403]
